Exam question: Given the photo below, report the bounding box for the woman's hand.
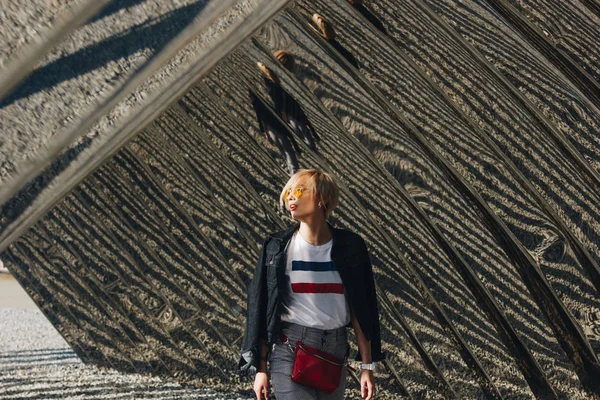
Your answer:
[360,370,375,400]
[253,371,269,399]
[351,310,375,399]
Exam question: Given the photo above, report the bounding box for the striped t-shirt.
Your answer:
[280,230,350,329]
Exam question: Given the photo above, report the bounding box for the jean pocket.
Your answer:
[279,340,296,356]
[269,341,295,370]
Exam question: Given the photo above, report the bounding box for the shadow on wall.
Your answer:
[88,0,149,24]
[0,0,209,107]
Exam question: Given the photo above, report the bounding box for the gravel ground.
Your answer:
[0,308,250,400]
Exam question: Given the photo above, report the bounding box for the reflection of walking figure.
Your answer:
[250,84,301,176]
[266,51,321,153]
[346,0,388,35]
[310,14,360,69]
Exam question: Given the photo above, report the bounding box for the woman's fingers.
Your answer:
[361,371,375,400]
[263,382,270,400]
[361,380,368,398]
[259,385,267,400]
[254,384,268,400]
[253,372,269,400]
[367,381,374,400]
[254,385,260,400]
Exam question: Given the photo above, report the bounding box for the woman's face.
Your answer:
[285,180,320,220]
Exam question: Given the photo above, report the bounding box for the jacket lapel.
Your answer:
[328,222,352,298]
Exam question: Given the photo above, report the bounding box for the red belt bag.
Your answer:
[280,333,347,394]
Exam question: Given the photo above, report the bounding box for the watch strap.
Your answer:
[360,362,376,371]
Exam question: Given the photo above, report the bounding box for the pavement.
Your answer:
[0,269,251,399]
[0,271,37,309]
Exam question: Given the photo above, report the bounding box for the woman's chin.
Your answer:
[291,212,303,221]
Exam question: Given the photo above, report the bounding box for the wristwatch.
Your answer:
[360,362,377,371]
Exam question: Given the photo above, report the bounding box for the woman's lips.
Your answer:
[290,205,297,211]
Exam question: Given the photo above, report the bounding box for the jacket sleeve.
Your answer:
[357,237,385,362]
[238,236,270,375]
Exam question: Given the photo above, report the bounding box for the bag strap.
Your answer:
[280,332,358,373]
[296,342,347,367]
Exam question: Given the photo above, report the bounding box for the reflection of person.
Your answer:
[310,14,360,69]
[249,84,301,176]
[239,169,383,400]
[266,51,321,153]
[346,0,388,35]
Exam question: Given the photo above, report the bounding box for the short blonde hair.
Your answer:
[280,169,339,218]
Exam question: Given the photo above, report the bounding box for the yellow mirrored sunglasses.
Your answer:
[283,186,306,201]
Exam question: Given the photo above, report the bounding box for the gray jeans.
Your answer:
[269,322,349,400]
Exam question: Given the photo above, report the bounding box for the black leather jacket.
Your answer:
[238,221,384,374]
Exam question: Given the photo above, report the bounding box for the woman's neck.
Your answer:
[298,220,332,246]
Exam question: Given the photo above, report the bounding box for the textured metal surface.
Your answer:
[1,0,600,398]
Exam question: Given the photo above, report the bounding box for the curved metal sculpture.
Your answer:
[1,0,600,398]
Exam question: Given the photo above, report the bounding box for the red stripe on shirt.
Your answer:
[291,283,344,294]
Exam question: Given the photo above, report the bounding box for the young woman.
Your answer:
[239,169,383,400]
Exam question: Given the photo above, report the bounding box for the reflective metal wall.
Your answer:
[2,0,600,398]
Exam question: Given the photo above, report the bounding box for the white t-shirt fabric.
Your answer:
[280,230,351,329]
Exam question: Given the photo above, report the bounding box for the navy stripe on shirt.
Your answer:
[291,260,336,272]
